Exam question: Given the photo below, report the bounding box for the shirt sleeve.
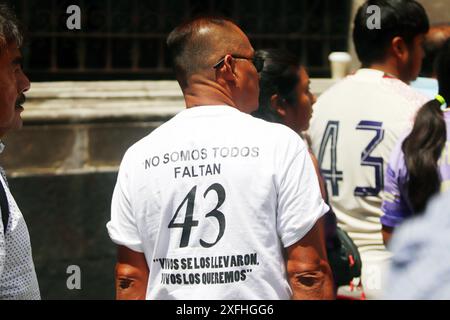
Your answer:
[107,150,144,253]
[276,135,329,248]
[381,139,413,228]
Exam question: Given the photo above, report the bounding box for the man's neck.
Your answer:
[366,62,410,84]
[182,79,237,109]
[367,64,399,78]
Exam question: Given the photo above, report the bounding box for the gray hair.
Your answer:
[0,4,22,49]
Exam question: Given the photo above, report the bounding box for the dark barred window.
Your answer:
[7,0,351,81]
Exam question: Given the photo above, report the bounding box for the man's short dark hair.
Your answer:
[0,4,23,51]
[166,16,238,88]
[353,0,429,67]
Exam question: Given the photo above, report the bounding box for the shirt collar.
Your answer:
[354,68,386,79]
[352,68,407,84]
[176,105,242,118]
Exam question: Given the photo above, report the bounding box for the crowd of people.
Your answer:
[1,0,450,300]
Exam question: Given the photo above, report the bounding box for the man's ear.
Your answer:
[391,36,409,63]
[270,94,287,118]
[216,55,237,82]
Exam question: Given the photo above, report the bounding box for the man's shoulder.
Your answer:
[246,116,306,146]
[313,73,428,117]
[381,77,429,108]
[314,76,354,103]
[119,123,169,163]
[218,111,307,152]
[317,70,427,101]
[157,107,302,140]
[243,113,300,134]
[312,75,372,114]
[122,109,304,160]
[124,110,190,151]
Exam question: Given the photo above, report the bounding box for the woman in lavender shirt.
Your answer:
[381,39,450,245]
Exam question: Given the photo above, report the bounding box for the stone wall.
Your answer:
[2,81,185,177]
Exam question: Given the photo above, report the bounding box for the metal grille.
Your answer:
[6,0,351,81]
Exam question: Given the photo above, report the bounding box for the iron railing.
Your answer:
[6,0,351,81]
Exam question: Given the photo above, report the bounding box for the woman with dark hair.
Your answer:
[381,39,450,244]
[254,49,362,294]
[253,49,315,132]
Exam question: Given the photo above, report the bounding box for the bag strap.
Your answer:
[0,178,10,233]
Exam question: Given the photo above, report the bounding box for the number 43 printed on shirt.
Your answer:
[169,183,226,248]
[318,120,385,197]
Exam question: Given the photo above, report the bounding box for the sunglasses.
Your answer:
[213,54,264,72]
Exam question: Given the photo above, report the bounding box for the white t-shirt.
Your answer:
[108,105,328,300]
[0,171,40,300]
[309,69,428,254]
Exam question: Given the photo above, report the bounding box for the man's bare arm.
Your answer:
[382,225,394,247]
[286,221,335,300]
[115,245,149,300]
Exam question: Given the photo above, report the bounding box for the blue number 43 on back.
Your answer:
[318,120,385,197]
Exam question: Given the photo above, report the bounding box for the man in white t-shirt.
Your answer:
[308,0,429,299]
[0,4,40,300]
[107,16,334,300]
